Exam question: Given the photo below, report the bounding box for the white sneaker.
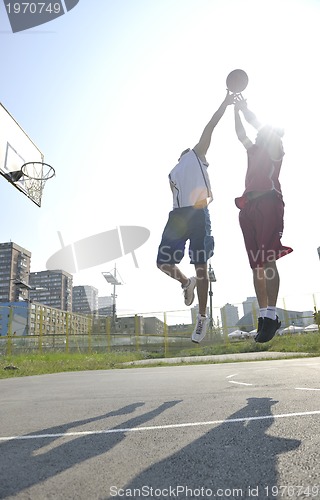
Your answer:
[182,277,197,306]
[191,314,209,343]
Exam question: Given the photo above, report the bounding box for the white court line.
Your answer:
[1,409,320,443]
[228,381,253,386]
[296,387,320,391]
[226,374,238,379]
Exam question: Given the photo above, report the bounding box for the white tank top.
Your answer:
[169,149,213,208]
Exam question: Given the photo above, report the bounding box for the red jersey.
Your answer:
[235,144,283,209]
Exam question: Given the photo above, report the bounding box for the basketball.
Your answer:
[226,69,249,93]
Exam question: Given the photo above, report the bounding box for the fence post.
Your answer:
[88,316,92,354]
[6,306,13,356]
[282,298,290,327]
[163,312,168,357]
[106,317,111,352]
[252,303,258,333]
[38,306,43,353]
[65,312,69,353]
[26,302,30,336]
[135,314,140,352]
[221,308,229,342]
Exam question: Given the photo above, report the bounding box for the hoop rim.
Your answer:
[21,162,55,181]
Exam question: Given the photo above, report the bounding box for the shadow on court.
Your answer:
[116,397,301,500]
[0,400,180,498]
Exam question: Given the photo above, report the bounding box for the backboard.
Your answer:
[0,102,45,207]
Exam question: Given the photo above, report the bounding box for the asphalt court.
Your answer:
[1,357,320,499]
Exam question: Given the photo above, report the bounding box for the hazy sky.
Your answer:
[1,0,320,324]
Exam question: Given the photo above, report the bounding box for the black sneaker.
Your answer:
[256,316,281,343]
[254,317,264,342]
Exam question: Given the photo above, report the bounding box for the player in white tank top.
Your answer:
[157,91,235,343]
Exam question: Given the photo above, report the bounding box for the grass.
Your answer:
[0,333,319,379]
[0,351,143,378]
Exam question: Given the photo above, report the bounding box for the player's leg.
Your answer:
[156,263,197,306]
[156,209,196,305]
[189,208,213,343]
[191,263,210,344]
[254,195,285,342]
[157,263,188,286]
[252,266,267,309]
[257,264,281,342]
[262,194,291,315]
[264,259,280,307]
[195,263,209,316]
[239,203,266,335]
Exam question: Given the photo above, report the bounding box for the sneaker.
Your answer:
[191,314,209,343]
[255,316,281,343]
[254,317,264,342]
[182,277,197,306]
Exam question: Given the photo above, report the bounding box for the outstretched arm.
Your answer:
[235,94,261,130]
[235,96,284,159]
[234,101,253,150]
[193,91,235,158]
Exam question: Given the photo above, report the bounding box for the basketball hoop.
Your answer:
[20,162,55,207]
[21,162,55,181]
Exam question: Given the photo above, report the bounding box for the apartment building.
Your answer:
[144,316,165,335]
[72,285,98,315]
[29,270,73,312]
[220,303,239,335]
[97,296,113,316]
[0,241,31,302]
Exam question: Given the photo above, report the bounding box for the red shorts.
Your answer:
[239,192,293,269]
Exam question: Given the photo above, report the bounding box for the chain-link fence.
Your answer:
[0,295,319,356]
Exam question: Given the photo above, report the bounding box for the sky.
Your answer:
[1,0,320,324]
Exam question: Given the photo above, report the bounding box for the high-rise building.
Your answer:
[242,296,259,317]
[144,316,165,335]
[220,303,239,335]
[0,242,31,302]
[191,305,209,324]
[97,296,113,316]
[29,270,73,312]
[241,297,259,331]
[72,285,98,315]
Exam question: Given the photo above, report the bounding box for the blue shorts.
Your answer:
[156,207,214,265]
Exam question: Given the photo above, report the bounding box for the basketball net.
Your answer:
[21,162,55,206]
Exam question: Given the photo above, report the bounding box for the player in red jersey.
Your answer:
[234,95,293,343]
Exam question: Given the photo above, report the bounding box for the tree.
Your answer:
[313,308,320,327]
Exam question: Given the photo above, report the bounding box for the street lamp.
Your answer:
[102,264,122,326]
[208,263,216,333]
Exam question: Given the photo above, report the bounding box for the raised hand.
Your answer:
[234,93,248,111]
[224,90,237,106]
